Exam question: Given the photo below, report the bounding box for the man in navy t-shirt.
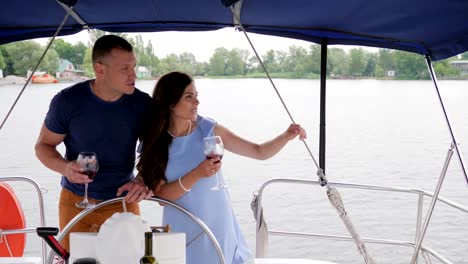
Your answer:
[35,35,154,250]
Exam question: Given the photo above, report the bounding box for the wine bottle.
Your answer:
[140,232,158,264]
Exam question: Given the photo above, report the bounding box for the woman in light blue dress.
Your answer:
[138,72,306,264]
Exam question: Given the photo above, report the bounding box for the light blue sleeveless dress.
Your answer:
[162,115,251,264]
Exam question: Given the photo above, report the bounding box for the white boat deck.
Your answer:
[255,258,336,264]
[0,258,41,264]
[0,257,336,264]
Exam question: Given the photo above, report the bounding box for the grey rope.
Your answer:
[230,6,375,263]
[0,8,74,131]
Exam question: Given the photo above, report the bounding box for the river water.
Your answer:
[0,79,467,263]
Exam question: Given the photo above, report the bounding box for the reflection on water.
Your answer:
[1,79,467,263]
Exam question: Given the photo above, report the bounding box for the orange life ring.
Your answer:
[0,183,26,257]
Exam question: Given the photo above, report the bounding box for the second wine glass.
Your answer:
[203,136,224,190]
[75,152,99,208]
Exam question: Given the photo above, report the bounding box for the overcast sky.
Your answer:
[36,28,375,62]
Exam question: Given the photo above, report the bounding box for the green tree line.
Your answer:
[1,30,467,79]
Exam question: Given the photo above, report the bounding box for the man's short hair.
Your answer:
[92,35,133,64]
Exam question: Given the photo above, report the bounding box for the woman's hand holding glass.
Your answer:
[196,156,222,177]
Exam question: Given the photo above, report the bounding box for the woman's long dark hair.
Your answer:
[138,72,194,190]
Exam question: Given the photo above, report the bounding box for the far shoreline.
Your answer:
[1,74,468,86]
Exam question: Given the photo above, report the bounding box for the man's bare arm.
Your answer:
[35,123,90,184]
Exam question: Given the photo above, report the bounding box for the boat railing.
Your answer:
[0,176,47,264]
[0,177,225,264]
[255,178,468,264]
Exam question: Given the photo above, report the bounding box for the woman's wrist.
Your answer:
[178,176,191,192]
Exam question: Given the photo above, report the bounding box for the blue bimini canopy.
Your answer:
[1,0,468,61]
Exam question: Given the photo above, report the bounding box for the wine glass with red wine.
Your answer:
[203,136,225,190]
[75,152,99,208]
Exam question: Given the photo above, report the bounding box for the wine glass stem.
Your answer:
[83,183,89,202]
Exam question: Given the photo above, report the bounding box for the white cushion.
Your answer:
[96,212,151,264]
[70,232,98,262]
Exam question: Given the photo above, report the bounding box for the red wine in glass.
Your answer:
[203,136,225,190]
[76,152,99,208]
[83,170,97,179]
[206,154,223,163]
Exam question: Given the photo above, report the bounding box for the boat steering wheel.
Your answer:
[47,197,225,264]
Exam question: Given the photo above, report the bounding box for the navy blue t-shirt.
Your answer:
[44,80,153,200]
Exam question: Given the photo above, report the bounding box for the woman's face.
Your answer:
[171,82,199,121]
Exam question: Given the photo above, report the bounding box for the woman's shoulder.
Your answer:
[197,115,217,136]
[197,115,216,124]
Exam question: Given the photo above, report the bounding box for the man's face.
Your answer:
[97,48,137,95]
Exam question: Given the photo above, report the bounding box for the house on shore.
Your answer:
[137,66,151,79]
[449,60,468,75]
[56,59,86,81]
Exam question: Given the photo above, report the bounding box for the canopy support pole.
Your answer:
[424,55,468,184]
[319,39,328,173]
[56,0,88,28]
[0,8,73,131]
[410,143,455,263]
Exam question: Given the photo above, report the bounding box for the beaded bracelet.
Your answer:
[178,177,191,192]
